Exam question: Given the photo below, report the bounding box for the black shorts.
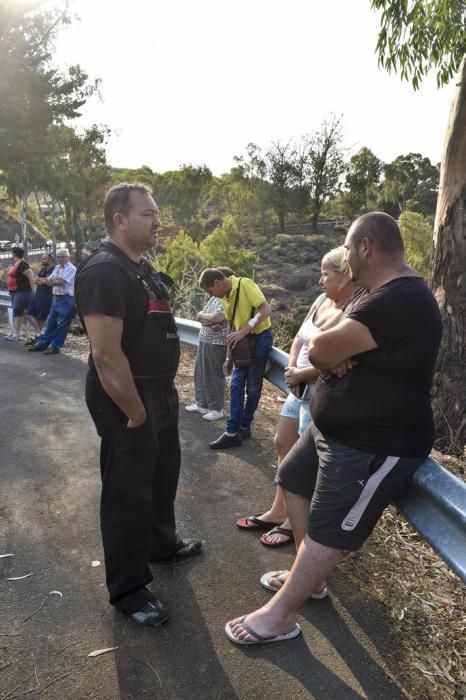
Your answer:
[27,294,52,321]
[275,426,424,551]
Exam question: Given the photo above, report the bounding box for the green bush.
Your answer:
[399,211,432,278]
[153,216,259,318]
[199,215,258,277]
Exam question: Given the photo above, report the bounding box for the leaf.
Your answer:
[7,572,33,581]
[88,647,118,657]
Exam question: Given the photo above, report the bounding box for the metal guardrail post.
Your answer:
[175,318,466,583]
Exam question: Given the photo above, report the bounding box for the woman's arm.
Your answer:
[196,311,226,325]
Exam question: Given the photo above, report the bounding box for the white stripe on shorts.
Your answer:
[341,456,400,531]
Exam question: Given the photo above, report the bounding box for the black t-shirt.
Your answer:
[15,261,31,291]
[36,266,54,297]
[311,277,443,457]
[75,242,171,372]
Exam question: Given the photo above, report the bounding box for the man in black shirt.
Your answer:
[76,184,202,627]
[225,212,442,646]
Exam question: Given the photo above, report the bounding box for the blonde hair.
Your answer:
[321,245,352,283]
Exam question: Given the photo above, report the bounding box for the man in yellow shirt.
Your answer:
[199,269,272,449]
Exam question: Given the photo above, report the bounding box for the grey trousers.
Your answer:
[194,341,226,411]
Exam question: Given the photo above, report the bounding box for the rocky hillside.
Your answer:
[253,228,345,324]
[0,206,45,247]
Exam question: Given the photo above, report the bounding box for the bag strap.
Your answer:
[230,277,256,331]
[231,278,242,330]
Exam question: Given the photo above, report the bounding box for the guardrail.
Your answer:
[0,290,11,308]
[1,302,464,582]
[176,317,466,583]
[0,249,44,262]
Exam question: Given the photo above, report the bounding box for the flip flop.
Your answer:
[260,570,328,600]
[260,526,294,547]
[225,616,301,646]
[236,514,283,531]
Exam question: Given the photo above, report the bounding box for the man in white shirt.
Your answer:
[28,248,77,355]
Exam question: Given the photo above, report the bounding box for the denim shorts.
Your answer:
[280,390,313,435]
[12,290,33,317]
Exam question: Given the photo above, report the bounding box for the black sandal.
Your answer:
[260,526,293,547]
[236,515,283,531]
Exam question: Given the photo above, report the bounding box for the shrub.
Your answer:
[399,211,432,278]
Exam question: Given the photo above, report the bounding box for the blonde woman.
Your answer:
[237,246,360,548]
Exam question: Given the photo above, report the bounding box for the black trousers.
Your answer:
[85,370,181,613]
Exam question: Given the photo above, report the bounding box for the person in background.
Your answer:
[4,246,36,341]
[23,253,55,345]
[27,248,76,355]
[199,268,272,449]
[185,267,234,422]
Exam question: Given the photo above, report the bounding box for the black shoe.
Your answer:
[42,346,60,355]
[27,344,47,352]
[23,337,37,347]
[239,427,252,440]
[131,599,171,627]
[151,538,203,563]
[209,432,242,449]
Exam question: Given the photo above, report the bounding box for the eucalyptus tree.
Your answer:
[265,140,296,233]
[0,2,98,246]
[371,0,466,451]
[345,147,382,217]
[307,115,346,232]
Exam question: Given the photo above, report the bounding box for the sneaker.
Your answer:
[209,432,242,450]
[5,332,20,341]
[185,404,208,414]
[240,427,252,439]
[203,410,224,421]
[23,337,38,347]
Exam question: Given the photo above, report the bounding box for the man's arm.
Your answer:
[308,318,378,369]
[22,268,36,294]
[45,276,65,286]
[227,300,271,348]
[84,314,146,427]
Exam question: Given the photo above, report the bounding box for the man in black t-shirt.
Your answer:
[225,212,442,646]
[75,183,202,628]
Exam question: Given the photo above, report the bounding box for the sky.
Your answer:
[51,0,456,175]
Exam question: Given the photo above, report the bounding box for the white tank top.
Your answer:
[296,314,320,368]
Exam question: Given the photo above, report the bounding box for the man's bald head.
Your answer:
[350,212,404,256]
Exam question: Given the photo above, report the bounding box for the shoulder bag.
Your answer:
[229,278,256,369]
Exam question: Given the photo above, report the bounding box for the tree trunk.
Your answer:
[20,190,31,250]
[311,198,320,233]
[50,201,57,254]
[430,58,466,455]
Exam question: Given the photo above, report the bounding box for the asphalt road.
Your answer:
[0,341,408,699]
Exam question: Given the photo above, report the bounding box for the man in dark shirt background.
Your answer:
[76,184,202,628]
[225,211,442,645]
[24,253,55,343]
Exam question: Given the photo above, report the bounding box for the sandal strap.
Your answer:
[265,526,293,537]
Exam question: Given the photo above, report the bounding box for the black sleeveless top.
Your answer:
[75,242,180,383]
